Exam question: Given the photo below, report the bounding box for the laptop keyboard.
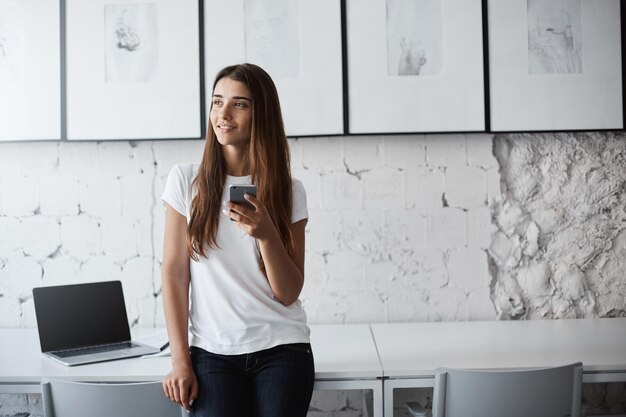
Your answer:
[52,341,141,358]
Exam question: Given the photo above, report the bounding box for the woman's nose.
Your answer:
[219,110,231,121]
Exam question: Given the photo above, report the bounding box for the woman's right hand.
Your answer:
[163,363,199,412]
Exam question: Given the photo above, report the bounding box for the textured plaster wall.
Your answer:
[490,132,626,320]
[0,132,625,416]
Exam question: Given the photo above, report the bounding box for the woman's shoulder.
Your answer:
[291,177,306,194]
[289,177,308,221]
[169,163,200,182]
[291,176,304,188]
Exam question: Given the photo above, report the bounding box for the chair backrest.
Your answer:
[41,379,184,417]
[432,362,583,417]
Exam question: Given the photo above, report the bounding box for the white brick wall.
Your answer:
[1,132,625,415]
[425,134,466,167]
[445,165,486,208]
[405,166,445,214]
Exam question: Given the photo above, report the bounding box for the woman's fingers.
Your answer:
[171,379,181,404]
[179,380,191,411]
[189,378,199,408]
[223,198,276,241]
[243,193,261,209]
[224,202,254,220]
[163,369,197,410]
[162,380,172,400]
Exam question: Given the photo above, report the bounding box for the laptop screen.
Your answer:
[33,281,131,353]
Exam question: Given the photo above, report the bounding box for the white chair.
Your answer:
[432,362,583,417]
[41,379,184,417]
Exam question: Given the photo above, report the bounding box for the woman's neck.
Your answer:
[227,169,248,177]
[223,145,248,177]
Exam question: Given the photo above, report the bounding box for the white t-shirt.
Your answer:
[161,164,310,355]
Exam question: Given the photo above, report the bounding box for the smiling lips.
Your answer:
[218,123,236,132]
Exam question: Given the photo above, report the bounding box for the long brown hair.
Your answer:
[187,63,295,267]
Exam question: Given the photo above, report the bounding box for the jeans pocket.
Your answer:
[189,345,204,358]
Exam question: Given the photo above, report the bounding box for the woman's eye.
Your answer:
[212,100,222,106]
[235,102,247,109]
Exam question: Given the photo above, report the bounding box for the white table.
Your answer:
[310,324,383,417]
[3,319,626,417]
[371,318,626,417]
[0,324,384,417]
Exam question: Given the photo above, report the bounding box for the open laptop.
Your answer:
[33,281,161,366]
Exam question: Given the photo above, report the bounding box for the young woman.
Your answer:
[160,63,313,417]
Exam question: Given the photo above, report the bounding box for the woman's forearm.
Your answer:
[258,235,304,306]
[162,204,193,367]
[162,273,192,367]
[258,219,307,306]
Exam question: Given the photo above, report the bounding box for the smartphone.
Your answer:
[228,184,257,212]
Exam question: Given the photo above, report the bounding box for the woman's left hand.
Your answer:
[223,194,279,243]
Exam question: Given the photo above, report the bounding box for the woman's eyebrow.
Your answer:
[212,94,251,101]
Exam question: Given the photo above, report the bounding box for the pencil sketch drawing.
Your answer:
[386,0,443,76]
[104,3,159,83]
[115,10,141,51]
[528,0,582,74]
[0,7,23,83]
[244,0,300,79]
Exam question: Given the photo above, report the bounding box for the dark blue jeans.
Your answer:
[190,343,315,417]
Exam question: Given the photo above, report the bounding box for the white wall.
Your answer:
[0,134,501,329]
[1,132,625,416]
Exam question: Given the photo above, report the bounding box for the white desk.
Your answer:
[309,324,383,417]
[0,324,384,417]
[371,318,626,417]
[3,319,626,417]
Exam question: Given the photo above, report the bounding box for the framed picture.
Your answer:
[65,0,202,140]
[488,0,623,131]
[346,0,485,134]
[204,0,344,137]
[0,0,61,141]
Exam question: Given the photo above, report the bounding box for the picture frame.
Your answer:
[0,0,61,141]
[345,0,485,134]
[203,0,344,137]
[65,0,202,140]
[487,0,623,131]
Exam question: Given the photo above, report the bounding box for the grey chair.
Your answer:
[432,362,583,417]
[41,379,184,417]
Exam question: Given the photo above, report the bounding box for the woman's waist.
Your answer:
[189,320,311,355]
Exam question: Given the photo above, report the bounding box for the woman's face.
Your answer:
[210,77,253,148]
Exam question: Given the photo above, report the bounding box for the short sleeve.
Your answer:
[291,178,308,223]
[161,164,192,217]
